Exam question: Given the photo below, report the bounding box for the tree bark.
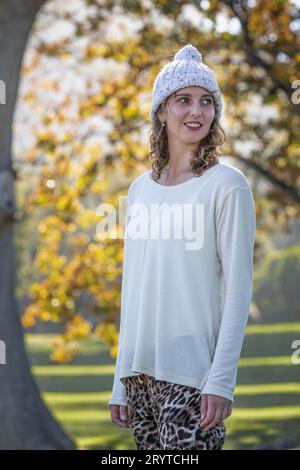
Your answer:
[0,0,75,449]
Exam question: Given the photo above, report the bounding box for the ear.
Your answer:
[157,102,167,124]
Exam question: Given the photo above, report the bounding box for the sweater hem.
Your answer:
[119,364,211,391]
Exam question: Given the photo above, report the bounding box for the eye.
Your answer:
[177,97,213,104]
[202,98,213,105]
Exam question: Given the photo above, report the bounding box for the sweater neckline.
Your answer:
[147,163,221,190]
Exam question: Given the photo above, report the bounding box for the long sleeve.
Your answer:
[201,185,256,403]
[108,268,128,405]
[108,335,127,405]
[108,183,135,407]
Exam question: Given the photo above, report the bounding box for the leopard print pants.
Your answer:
[123,373,226,450]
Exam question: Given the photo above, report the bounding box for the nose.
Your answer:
[190,104,203,118]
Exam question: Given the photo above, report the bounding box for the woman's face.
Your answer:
[158,86,215,145]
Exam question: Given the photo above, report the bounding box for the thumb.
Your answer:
[119,405,127,421]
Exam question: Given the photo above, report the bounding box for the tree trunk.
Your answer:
[0,0,75,449]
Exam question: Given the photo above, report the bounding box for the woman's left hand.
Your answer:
[200,394,232,431]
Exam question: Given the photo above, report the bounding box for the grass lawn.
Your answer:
[25,322,300,450]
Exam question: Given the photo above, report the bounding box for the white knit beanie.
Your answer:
[150,44,222,122]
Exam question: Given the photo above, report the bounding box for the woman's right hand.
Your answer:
[109,404,131,428]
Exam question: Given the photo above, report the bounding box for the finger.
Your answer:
[221,405,229,421]
[111,405,130,428]
[111,408,125,427]
[205,406,224,431]
[200,399,215,428]
[201,409,216,430]
[119,405,128,421]
[120,405,131,428]
[223,403,232,420]
[114,415,129,427]
[222,404,231,421]
[200,394,208,422]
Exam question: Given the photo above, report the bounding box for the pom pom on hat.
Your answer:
[174,44,202,63]
[150,43,222,121]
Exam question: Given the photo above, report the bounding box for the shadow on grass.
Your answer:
[25,330,300,450]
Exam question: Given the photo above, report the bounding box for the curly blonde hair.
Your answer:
[146,92,226,182]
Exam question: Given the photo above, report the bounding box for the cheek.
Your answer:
[208,105,216,120]
[169,104,186,119]
[202,106,215,125]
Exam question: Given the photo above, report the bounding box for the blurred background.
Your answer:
[0,0,299,450]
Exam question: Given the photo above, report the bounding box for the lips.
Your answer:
[184,122,203,130]
[184,121,203,125]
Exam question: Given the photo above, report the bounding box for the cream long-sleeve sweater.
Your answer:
[108,162,256,406]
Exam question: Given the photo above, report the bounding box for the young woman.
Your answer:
[109,44,256,450]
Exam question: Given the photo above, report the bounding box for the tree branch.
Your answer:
[223,0,300,117]
[232,154,300,205]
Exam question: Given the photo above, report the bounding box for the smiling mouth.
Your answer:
[184,123,203,130]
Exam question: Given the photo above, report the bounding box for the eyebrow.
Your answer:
[175,93,213,98]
